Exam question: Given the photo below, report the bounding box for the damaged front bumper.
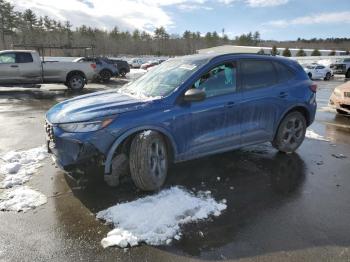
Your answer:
[45,121,117,173]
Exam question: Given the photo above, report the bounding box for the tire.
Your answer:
[346,70,350,79]
[119,69,127,77]
[100,70,112,82]
[272,111,307,153]
[324,72,331,81]
[129,131,168,191]
[67,74,85,91]
[308,72,312,79]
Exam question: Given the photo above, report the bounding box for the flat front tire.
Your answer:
[272,111,307,153]
[129,131,168,191]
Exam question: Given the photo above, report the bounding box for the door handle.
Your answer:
[279,92,288,98]
[226,101,235,108]
[10,65,18,68]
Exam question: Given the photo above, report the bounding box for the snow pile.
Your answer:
[0,186,47,212]
[0,146,47,188]
[97,186,227,248]
[127,69,147,79]
[305,129,329,142]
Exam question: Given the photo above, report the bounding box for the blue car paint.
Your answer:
[46,53,316,175]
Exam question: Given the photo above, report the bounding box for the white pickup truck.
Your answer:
[0,50,97,90]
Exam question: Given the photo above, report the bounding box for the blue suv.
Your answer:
[46,53,317,191]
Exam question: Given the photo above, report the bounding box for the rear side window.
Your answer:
[0,53,16,63]
[16,53,33,63]
[240,60,277,90]
[273,61,295,83]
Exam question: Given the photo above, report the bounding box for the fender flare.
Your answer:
[104,125,178,174]
[273,103,311,137]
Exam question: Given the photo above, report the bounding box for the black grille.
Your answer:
[340,104,350,110]
[45,121,55,143]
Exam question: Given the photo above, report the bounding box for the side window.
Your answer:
[0,53,16,64]
[16,53,33,63]
[316,65,325,69]
[241,60,277,90]
[273,61,295,83]
[194,63,237,98]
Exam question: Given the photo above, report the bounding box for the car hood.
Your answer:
[46,90,153,124]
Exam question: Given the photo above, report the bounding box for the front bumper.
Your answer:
[45,122,117,172]
[329,94,350,113]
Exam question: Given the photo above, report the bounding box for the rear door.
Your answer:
[0,52,20,84]
[238,59,282,145]
[16,52,42,83]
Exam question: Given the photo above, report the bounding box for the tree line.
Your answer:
[0,0,349,57]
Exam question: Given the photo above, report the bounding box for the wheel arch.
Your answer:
[66,70,87,83]
[273,105,311,140]
[104,126,177,174]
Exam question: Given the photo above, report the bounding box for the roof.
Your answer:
[0,50,36,54]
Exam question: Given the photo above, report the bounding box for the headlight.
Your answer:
[333,88,342,97]
[59,118,113,133]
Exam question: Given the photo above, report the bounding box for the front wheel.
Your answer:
[67,74,85,91]
[324,72,331,81]
[308,72,312,79]
[129,131,168,191]
[272,111,307,153]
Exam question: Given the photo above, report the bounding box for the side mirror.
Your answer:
[183,88,206,102]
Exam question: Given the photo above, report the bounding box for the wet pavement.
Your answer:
[0,79,350,262]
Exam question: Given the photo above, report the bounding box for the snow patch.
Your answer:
[0,186,47,212]
[0,146,47,188]
[305,129,329,142]
[97,186,227,248]
[141,130,152,139]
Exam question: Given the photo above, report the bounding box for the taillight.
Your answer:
[90,63,97,69]
[309,83,317,93]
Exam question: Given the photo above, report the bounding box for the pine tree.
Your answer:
[296,48,307,57]
[311,49,321,56]
[282,47,291,57]
[257,48,265,55]
[328,50,336,56]
[271,45,279,56]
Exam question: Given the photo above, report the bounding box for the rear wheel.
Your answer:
[119,69,127,77]
[100,70,112,82]
[129,131,168,191]
[272,111,307,153]
[308,72,312,79]
[324,72,331,81]
[67,74,85,91]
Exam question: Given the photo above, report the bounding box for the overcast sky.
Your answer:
[9,0,350,40]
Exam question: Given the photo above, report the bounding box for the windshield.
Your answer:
[121,58,207,98]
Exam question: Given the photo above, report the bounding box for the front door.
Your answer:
[176,62,241,159]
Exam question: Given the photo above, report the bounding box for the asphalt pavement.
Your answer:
[0,78,349,262]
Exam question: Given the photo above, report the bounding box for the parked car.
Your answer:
[106,59,130,77]
[140,59,165,70]
[74,57,118,82]
[0,50,96,90]
[46,53,316,191]
[129,58,144,68]
[329,81,350,114]
[303,64,332,80]
[330,58,350,78]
